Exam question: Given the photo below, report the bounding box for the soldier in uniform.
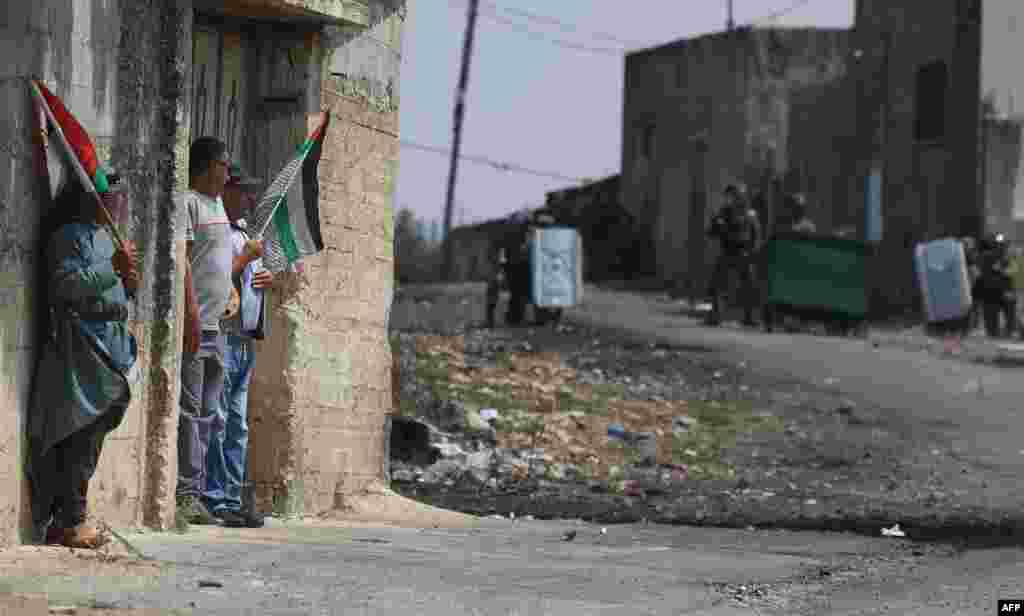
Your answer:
[706,184,760,327]
[788,193,817,234]
[973,233,1017,338]
[501,211,532,326]
[484,242,506,329]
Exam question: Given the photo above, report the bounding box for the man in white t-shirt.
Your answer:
[175,137,263,526]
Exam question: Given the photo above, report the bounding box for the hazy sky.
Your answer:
[394,0,855,225]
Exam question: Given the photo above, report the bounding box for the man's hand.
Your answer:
[243,239,264,262]
[252,270,273,290]
[112,241,139,294]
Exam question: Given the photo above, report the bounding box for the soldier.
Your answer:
[706,184,760,327]
[484,242,506,329]
[788,193,817,234]
[502,211,532,326]
[973,233,1017,338]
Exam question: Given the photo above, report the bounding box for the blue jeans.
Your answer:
[204,335,254,513]
[177,331,226,499]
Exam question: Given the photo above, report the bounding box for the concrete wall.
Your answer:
[852,0,982,313]
[545,176,656,282]
[980,0,1024,238]
[787,75,860,234]
[621,28,849,296]
[0,0,192,544]
[247,1,404,517]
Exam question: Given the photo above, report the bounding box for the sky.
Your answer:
[394,0,855,226]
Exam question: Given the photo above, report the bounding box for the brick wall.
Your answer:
[0,1,191,544]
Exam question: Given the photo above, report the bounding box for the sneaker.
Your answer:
[213,509,247,527]
[177,496,218,525]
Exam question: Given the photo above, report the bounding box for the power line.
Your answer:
[333,114,595,184]
[746,0,815,25]
[477,9,627,56]
[399,140,591,184]
[479,1,647,48]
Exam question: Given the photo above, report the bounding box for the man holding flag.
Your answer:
[175,137,264,526]
[28,81,140,548]
[203,165,272,528]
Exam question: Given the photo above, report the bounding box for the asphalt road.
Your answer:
[3,518,1019,615]
[570,287,1024,509]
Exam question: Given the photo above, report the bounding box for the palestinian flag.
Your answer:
[250,112,330,273]
[30,80,110,198]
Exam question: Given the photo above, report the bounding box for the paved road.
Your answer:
[1,517,1020,615]
[570,287,1024,507]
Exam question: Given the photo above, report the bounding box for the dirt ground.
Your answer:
[389,282,1018,545]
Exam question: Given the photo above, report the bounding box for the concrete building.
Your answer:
[544,176,656,283]
[825,0,1024,313]
[0,0,404,546]
[620,27,849,297]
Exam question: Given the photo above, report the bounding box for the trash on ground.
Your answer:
[881,524,906,538]
[562,530,577,542]
[199,580,224,588]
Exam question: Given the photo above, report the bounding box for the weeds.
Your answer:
[672,400,783,480]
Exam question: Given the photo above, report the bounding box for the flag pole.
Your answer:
[254,111,329,240]
[30,79,126,251]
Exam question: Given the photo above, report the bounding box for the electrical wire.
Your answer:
[477,10,627,56]
[746,0,815,25]
[478,1,647,48]
[399,139,592,183]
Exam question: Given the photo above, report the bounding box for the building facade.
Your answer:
[620,27,849,297]
[544,176,656,283]
[0,0,404,546]
[831,0,1023,313]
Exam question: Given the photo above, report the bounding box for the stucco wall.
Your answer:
[0,1,191,544]
[621,28,848,295]
[247,2,403,517]
[852,0,982,313]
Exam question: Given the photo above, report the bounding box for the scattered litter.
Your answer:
[622,480,643,497]
[523,515,535,521]
[881,524,906,538]
[600,527,608,535]
[672,416,697,435]
[562,530,577,542]
[508,512,516,520]
[49,608,76,615]
[479,408,499,422]
[804,499,818,506]
[713,371,724,380]
[250,580,267,588]
[199,580,224,589]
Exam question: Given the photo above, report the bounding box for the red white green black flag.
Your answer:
[250,112,330,273]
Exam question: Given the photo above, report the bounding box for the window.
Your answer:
[914,61,947,142]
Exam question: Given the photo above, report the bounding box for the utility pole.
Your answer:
[442,0,480,281]
[726,0,735,31]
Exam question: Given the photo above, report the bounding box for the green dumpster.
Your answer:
[762,232,869,328]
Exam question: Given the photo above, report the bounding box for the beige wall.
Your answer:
[247,3,403,516]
